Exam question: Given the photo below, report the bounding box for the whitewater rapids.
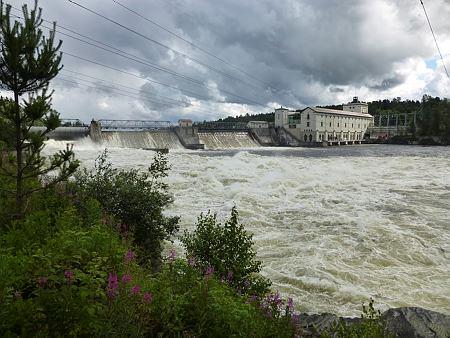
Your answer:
[43,139,450,317]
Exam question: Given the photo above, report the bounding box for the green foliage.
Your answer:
[321,299,390,338]
[75,150,179,271]
[416,95,450,144]
[182,206,271,296]
[0,1,79,217]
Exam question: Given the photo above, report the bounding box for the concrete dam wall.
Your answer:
[100,130,183,149]
[198,131,259,150]
[39,122,271,150]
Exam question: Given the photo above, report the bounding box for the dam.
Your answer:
[40,118,375,150]
[41,119,269,150]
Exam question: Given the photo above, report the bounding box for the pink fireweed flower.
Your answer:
[168,249,176,264]
[121,274,132,284]
[143,292,153,304]
[124,250,135,264]
[38,277,48,288]
[226,271,233,282]
[243,279,251,289]
[187,256,196,267]
[131,284,141,295]
[107,273,119,298]
[274,291,282,305]
[64,270,74,285]
[205,266,214,279]
[287,297,294,312]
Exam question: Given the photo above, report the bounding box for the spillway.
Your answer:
[198,131,259,149]
[100,130,183,149]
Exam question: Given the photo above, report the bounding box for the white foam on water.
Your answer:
[43,141,450,316]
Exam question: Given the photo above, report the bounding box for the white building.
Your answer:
[274,107,293,127]
[297,107,373,143]
[342,96,369,114]
[275,98,374,144]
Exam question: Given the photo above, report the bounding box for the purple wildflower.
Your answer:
[107,273,119,298]
[121,274,132,284]
[124,250,135,264]
[205,266,214,278]
[187,256,196,267]
[168,249,176,264]
[143,292,153,304]
[273,291,282,305]
[38,277,48,288]
[287,297,294,312]
[131,284,141,295]
[226,271,233,282]
[243,279,251,289]
[64,270,74,285]
[291,313,300,324]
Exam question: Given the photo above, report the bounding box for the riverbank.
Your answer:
[299,307,450,337]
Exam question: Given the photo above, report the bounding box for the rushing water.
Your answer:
[44,140,450,316]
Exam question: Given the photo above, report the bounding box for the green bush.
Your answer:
[75,150,179,271]
[181,206,271,296]
[321,299,391,338]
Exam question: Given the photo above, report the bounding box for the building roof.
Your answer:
[307,107,373,118]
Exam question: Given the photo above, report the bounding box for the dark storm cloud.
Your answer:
[369,73,406,91]
[13,0,449,121]
[329,87,345,93]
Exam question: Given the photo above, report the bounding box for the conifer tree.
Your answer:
[0,1,78,217]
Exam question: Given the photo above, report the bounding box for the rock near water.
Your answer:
[298,307,450,337]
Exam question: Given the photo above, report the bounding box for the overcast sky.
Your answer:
[8,0,450,122]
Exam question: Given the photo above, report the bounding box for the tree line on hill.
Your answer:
[212,96,450,144]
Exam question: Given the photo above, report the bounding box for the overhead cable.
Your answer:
[419,0,449,78]
[111,0,272,88]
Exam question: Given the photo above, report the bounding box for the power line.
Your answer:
[59,70,219,115]
[111,0,271,89]
[419,0,449,78]
[67,0,263,91]
[62,51,267,107]
[56,76,198,112]
[62,51,212,101]
[10,9,268,107]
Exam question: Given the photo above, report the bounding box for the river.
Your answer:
[44,140,450,317]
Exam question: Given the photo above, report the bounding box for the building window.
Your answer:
[309,134,313,142]
[307,114,310,120]
[304,134,307,142]
[321,121,323,127]
[329,122,331,127]
[352,123,354,128]
[307,121,310,127]
[337,123,340,127]
[345,123,347,127]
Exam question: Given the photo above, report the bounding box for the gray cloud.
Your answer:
[369,73,406,91]
[11,0,450,122]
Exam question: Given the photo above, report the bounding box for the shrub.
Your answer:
[321,299,391,338]
[181,206,271,296]
[75,150,179,271]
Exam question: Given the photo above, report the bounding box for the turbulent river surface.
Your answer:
[44,140,450,317]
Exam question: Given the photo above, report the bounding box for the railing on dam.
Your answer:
[194,122,249,131]
[98,119,174,131]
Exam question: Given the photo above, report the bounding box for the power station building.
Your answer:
[274,97,374,144]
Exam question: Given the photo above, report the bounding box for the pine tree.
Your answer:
[0,0,79,217]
